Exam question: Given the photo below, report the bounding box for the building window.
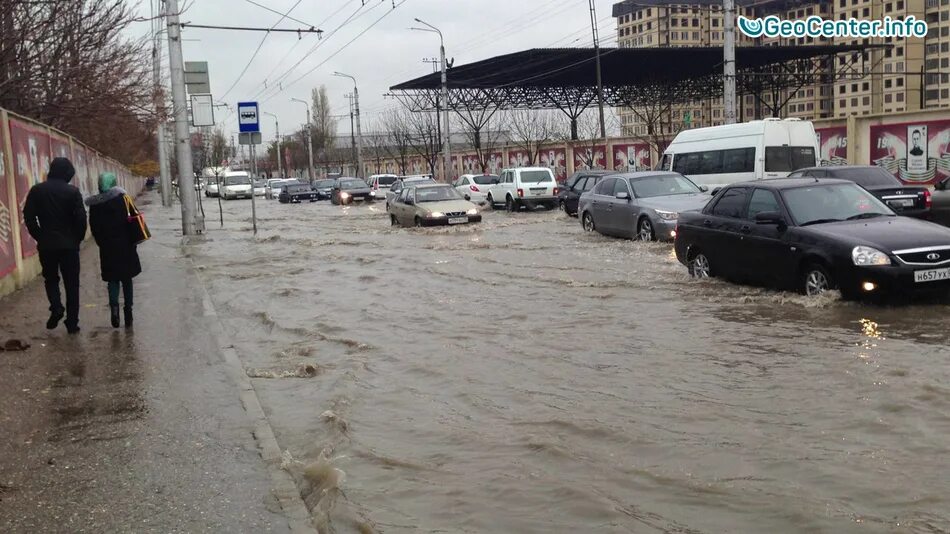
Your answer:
[897,93,905,102]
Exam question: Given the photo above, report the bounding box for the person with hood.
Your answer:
[85,172,141,328]
[23,157,87,334]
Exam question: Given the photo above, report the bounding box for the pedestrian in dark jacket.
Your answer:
[85,172,142,328]
[23,157,87,334]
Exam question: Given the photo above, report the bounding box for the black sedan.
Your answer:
[331,178,377,205]
[789,165,931,219]
[674,178,950,299]
[313,178,336,200]
[559,170,614,216]
[278,183,318,203]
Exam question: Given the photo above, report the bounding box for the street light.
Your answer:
[411,18,452,182]
[290,98,315,181]
[333,71,364,179]
[262,111,282,179]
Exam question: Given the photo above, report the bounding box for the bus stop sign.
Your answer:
[238,101,260,133]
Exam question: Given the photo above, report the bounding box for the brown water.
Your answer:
[191,197,950,534]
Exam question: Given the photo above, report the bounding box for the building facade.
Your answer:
[613,0,948,137]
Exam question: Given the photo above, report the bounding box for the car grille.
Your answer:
[894,247,950,265]
[445,212,466,217]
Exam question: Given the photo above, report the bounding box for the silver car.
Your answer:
[578,172,711,242]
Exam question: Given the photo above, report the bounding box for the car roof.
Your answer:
[573,169,615,176]
[743,177,854,189]
[504,167,551,172]
[612,171,683,180]
[411,183,452,189]
[793,165,880,173]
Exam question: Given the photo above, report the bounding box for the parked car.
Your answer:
[205,178,219,197]
[313,179,336,200]
[386,176,437,209]
[559,170,615,216]
[266,178,293,199]
[389,184,482,227]
[453,174,499,205]
[221,172,253,200]
[486,167,559,212]
[253,179,267,197]
[789,165,931,219]
[578,172,710,242]
[673,178,950,299]
[368,174,399,199]
[278,183,318,204]
[331,178,375,205]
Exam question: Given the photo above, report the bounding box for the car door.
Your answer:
[701,187,751,278]
[608,178,637,237]
[455,176,469,198]
[590,178,617,234]
[932,177,950,226]
[741,188,795,286]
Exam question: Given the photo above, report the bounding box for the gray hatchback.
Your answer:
[578,172,711,241]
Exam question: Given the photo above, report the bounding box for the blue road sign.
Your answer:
[238,101,260,133]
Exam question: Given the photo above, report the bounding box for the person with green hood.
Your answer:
[85,172,142,328]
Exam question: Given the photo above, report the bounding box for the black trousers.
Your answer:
[39,249,81,327]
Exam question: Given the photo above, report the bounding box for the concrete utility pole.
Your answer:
[334,72,363,178]
[291,98,314,182]
[263,111,282,178]
[723,0,737,124]
[589,0,607,138]
[413,19,452,182]
[152,0,172,207]
[165,0,198,234]
[346,93,357,170]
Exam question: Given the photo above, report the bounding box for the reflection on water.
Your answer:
[192,199,950,534]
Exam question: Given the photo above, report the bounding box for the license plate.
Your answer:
[887,199,914,208]
[914,267,950,283]
[448,217,468,225]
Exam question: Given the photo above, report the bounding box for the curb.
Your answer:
[192,260,316,534]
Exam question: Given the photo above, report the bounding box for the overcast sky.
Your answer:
[138,0,619,143]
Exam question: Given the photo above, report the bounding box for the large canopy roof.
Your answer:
[390,45,883,113]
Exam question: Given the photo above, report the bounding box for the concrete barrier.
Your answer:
[0,109,142,299]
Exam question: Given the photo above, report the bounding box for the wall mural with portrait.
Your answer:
[869,120,950,184]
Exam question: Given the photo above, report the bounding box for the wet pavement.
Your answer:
[0,194,296,533]
[190,195,950,533]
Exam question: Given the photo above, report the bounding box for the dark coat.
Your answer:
[86,188,142,282]
[23,159,87,251]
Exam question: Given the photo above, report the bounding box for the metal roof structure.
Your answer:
[390,45,885,116]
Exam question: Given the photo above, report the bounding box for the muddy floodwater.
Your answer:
[191,196,950,533]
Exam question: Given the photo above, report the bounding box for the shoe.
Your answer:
[123,306,133,328]
[46,308,65,330]
[66,324,80,335]
[110,305,120,328]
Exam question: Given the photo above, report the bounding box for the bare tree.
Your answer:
[311,85,336,164]
[406,111,441,178]
[623,93,684,159]
[456,106,504,173]
[508,109,566,166]
[381,108,413,175]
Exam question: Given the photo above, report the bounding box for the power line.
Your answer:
[243,0,318,28]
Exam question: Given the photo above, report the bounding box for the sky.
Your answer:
[137,0,619,144]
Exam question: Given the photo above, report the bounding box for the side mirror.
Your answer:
[755,211,786,227]
[710,187,722,197]
[464,195,471,201]
[616,191,630,200]
[699,185,709,193]
[936,180,947,191]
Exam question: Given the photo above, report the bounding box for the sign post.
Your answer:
[238,101,261,234]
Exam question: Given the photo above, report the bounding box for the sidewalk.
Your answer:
[0,192,302,533]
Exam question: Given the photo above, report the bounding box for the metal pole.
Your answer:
[166,0,198,234]
[723,0,737,124]
[348,96,356,169]
[589,0,606,138]
[353,84,364,179]
[264,112,282,178]
[250,143,258,234]
[152,2,172,208]
[440,40,452,182]
[306,108,315,182]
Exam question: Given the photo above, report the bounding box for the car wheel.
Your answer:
[506,196,517,213]
[486,194,494,208]
[638,217,655,241]
[582,212,596,232]
[414,216,423,228]
[802,263,834,297]
[689,250,712,278]
[391,215,398,226]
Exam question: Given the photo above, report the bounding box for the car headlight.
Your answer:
[655,209,678,221]
[852,246,891,266]
[466,208,479,216]
[429,211,445,218]
[369,191,377,196]
[340,192,350,199]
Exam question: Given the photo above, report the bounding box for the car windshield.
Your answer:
[314,180,334,188]
[287,185,311,193]
[375,176,398,186]
[225,176,250,186]
[830,167,901,187]
[765,146,817,172]
[415,186,463,202]
[520,170,554,183]
[473,175,498,185]
[341,179,368,189]
[782,183,895,226]
[254,180,265,187]
[630,174,700,198]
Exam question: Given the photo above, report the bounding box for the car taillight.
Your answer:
[517,188,524,198]
[553,187,559,196]
[470,185,480,192]
[925,189,932,209]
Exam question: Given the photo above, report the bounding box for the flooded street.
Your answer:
[192,196,950,534]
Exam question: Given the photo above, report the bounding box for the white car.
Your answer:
[205,179,219,197]
[486,167,559,212]
[253,179,267,197]
[266,178,291,199]
[454,174,498,205]
[221,172,253,200]
[368,174,399,200]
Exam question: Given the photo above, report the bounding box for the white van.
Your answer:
[659,118,819,188]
